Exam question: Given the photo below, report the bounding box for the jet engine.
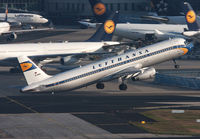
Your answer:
[7,32,17,41]
[60,56,79,65]
[132,67,156,81]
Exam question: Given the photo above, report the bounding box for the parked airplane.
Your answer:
[0,7,51,41]
[85,0,199,42]
[0,11,120,72]
[0,5,48,26]
[18,38,194,93]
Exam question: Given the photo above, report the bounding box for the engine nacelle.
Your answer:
[60,56,79,65]
[7,33,17,41]
[132,67,156,81]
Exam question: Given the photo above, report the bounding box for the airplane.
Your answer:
[17,38,194,93]
[82,0,186,42]
[83,0,198,43]
[0,6,51,41]
[0,11,120,72]
[0,5,48,26]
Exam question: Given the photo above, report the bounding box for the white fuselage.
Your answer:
[115,23,188,40]
[0,41,119,66]
[22,38,193,93]
[0,13,48,24]
[0,22,10,34]
[79,21,188,41]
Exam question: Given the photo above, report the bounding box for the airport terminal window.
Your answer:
[71,3,75,12]
[81,3,85,11]
[77,4,80,12]
[117,3,120,11]
[66,3,70,11]
[124,3,128,11]
[110,3,113,11]
[132,3,135,11]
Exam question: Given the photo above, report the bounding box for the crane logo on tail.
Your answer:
[186,10,196,23]
[104,20,115,34]
[20,61,36,72]
[94,3,106,15]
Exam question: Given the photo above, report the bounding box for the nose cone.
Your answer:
[42,18,49,24]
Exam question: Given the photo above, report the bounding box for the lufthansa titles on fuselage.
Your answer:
[93,49,149,69]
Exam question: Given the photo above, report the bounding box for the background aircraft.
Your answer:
[0,5,48,26]
[17,38,193,93]
[0,6,51,41]
[0,11,120,72]
[85,0,200,43]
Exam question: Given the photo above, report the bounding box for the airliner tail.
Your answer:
[17,56,51,85]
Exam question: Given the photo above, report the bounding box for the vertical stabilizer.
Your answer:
[87,11,119,42]
[89,0,111,23]
[17,56,51,85]
[183,2,200,31]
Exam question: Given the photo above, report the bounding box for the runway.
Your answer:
[0,27,200,138]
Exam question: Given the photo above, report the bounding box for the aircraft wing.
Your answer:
[99,65,142,82]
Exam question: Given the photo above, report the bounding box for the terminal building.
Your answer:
[43,0,151,24]
[0,0,200,24]
[0,0,44,11]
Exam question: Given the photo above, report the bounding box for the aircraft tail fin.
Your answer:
[89,0,111,23]
[87,11,119,42]
[17,56,51,85]
[183,2,200,31]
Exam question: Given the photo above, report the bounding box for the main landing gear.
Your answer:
[173,59,180,69]
[119,83,127,91]
[96,78,128,91]
[118,77,128,91]
[96,83,104,89]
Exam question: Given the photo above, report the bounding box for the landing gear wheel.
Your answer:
[119,84,127,91]
[96,83,104,89]
[173,59,180,69]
